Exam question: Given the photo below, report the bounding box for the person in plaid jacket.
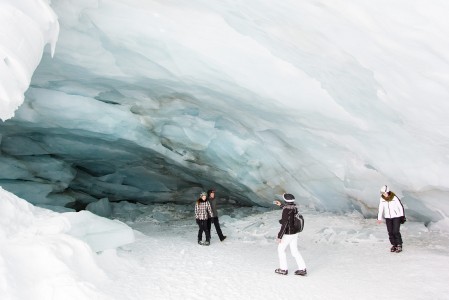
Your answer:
[195,191,214,246]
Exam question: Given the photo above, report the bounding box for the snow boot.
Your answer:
[294,269,307,276]
[198,240,203,245]
[203,241,210,246]
[390,245,397,252]
[395,245,402,253]
[220,236,227,242]
[275,269,288,275]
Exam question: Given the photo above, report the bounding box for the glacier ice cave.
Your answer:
[1,0,449,226]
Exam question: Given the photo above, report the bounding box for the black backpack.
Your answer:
[291,208,304,232]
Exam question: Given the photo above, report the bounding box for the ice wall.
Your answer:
[0,0,59,121]
[1,0,449,224]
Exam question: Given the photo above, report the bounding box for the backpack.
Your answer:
[291,208,304,232]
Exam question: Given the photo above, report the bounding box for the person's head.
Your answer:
[380,185,390,197]
[200,191,207,201]
[282,193,295,203]
[207,188,216,199]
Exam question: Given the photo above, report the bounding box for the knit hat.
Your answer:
[380,185,389,194]
[282,193,295,202]
[200,191,207,197]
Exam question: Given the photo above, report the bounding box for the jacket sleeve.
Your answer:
[377,198,384,220]
[277,208,289,239]
[207,202,214,218]
[194,203,199,219]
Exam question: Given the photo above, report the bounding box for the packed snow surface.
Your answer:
[2,187,449,299]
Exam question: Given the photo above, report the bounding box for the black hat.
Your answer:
[283,193,295,202]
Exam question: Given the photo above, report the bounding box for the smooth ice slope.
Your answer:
[1,0,449,226]
[0,187,134,299]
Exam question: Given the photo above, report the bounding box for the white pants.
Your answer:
[278,233,306,270]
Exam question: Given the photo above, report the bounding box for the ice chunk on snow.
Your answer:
[86,197,113,218]
[63,210,134,252]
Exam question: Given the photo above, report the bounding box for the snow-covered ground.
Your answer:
[105,203,449,299]
[2,187,449,299]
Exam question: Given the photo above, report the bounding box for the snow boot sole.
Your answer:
[294,269,307,276]
[275,269,288,275]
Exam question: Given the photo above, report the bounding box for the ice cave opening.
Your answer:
[2,1,449,229]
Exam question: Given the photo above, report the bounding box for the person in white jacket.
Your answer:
[377,185,405,253]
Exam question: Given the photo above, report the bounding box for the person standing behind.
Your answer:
[377,185,405,253]
[273,193,307,276]
[195,191,214,246]
[207,188,227,242]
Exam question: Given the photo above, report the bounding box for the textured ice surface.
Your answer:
[1,0,449,225]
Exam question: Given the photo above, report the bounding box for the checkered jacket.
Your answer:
[195,200,214,220]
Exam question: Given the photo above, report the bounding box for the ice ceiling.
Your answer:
[1,0,449,223]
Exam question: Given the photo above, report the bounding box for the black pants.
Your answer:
[197,219,210,242]
[386,217,403,246]
[207,217,225,240]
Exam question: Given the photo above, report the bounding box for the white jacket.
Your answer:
[377,195,404,220]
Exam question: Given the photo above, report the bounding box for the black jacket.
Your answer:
[277,203,299,239]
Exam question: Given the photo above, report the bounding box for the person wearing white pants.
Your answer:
[278,233,306,272]
[274,193,307,276]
